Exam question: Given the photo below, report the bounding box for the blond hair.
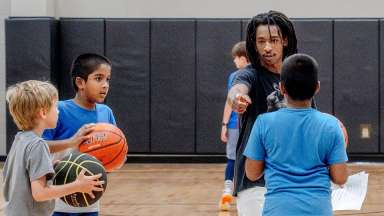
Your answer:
[6,80,58,130]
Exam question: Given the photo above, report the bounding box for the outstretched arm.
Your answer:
[227,83,252,114]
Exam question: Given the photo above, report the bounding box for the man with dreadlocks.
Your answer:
[227,11,298,215]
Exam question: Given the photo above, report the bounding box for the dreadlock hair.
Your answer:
[245,10,298,70]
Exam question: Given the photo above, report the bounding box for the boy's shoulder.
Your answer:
[95,103,113,111]
[16,131,47,152]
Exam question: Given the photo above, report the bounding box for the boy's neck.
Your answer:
[31,124,45,137]
[74,94,96,110]
[286,96,312,109]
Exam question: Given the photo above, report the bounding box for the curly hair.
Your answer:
[245,10,298,70]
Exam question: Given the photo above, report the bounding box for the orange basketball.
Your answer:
[338,120,349,148]
[79,123,128,172]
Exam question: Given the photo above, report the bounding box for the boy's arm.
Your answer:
[328,121,349,186]
[245,159,264,181]
[31,170,104,202]
[243,116,265,181]
[47,124,95,153]
[220,101,232,143]
[329,163,348,186]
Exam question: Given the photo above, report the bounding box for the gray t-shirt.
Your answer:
[2,131,55,216]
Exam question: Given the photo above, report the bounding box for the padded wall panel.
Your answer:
[150,19,195,153]
[242,19,249,41]
[294,19,333,114]
[196,19,241,153]
[380,20,384,153]
[105,19,150,153]
[334,20,379,153]
[59,18,104,99]
[5,18,58,152]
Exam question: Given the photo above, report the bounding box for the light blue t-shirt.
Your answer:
[227,71,239,129]
[244,108,348,216]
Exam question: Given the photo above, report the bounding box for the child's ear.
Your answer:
[38,108,47,119]
[279,82,287,95]
[315,81,321,95]
[75,77,86,90]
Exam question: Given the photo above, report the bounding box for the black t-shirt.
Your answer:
[232,64,280,195]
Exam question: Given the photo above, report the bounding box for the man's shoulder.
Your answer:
[238,64,256,74]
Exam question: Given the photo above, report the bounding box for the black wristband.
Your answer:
[222,122,228,126]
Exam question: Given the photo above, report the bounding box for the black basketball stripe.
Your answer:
[81,130,123,153]
[52,153,77,183]
[103,137,127,168]
[63,153,89,205]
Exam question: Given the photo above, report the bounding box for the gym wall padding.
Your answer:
[150,19,196,153]
[196,19,241,153]
[380,19,384,153]
[105,19,150,153]
[6,17,384,156]
[59,18,105,100]
[242,19,249,40]
[294,19,333,114]
[334,20,379,153]
[5,18,58,152]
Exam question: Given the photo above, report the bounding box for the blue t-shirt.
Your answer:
[227,71,239,129]
[43,99,116,140]
[244,108,348,216]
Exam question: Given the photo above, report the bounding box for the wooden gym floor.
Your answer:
[1,162,384,216]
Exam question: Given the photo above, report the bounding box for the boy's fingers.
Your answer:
[93,186,104,192]
[89,173,102,180]
[79,169,86,176]
[88,192,95,199]
[95,180,105,186]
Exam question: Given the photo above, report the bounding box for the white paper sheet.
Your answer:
[331,171,369,211]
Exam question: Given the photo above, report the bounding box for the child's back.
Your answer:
[243,53,348,216]
[247,108,346,215]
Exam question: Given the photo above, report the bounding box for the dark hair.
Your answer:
[231,41,248,59]
[280,53,319,100]
[246,10,297,69]
[71,53,112,91]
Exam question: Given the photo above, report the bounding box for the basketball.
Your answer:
[338,120,349,147]
[53,152,107,207]
[79,123,128,172]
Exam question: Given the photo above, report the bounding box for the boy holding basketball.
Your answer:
[244,54,348,215]
[219,41,249,211]
[43,53,116,216]
[3,80,104,216]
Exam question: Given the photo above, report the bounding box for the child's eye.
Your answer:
[95,77,102,81]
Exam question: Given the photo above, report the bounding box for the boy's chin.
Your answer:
[95,98,106,103]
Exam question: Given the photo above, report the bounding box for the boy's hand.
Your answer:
[232,93,252,114]
[69,123,95,148]
[74,169,104,199]
[221,126,228,143]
